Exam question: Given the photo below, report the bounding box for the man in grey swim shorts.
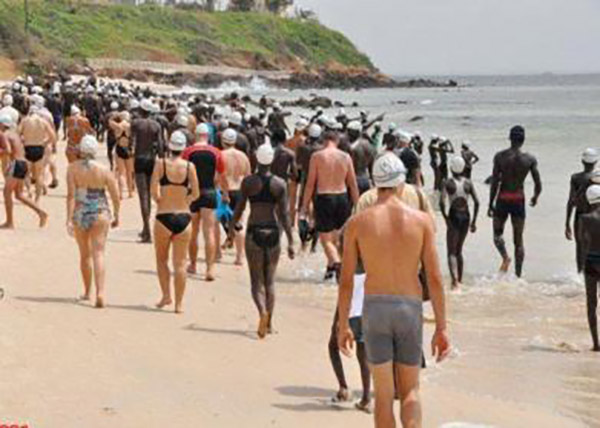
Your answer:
[337,153,450,428]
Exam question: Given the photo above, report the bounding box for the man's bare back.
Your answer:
[222,147,251,191]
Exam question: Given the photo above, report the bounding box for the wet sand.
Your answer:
[0,142,589,427]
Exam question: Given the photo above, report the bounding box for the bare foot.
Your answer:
[0,222,14,229]
[257,314,269,339]
[331,388,349,403]
[156,297,173,309]
[499,257,512,273]
[79,294,91,301]
[451,282,463,290]
[187,264,197,275]
[39,212,49,228]
[355,400,372,414]
[175,304,183,314]
[205,272,215,282]
[95,297,105,308]
[593,345,600,352]
[234,259,243,266]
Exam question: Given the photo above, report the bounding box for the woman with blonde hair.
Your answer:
[66,135,120,308]
[151,131,200,314]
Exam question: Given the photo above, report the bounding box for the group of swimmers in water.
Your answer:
[1,73,600,427]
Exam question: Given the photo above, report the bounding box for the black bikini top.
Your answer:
[249,175,276,204]
[160,158,190,188]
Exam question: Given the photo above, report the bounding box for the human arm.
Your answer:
[530,157,542,207]
[488,154,501,217]
[337,219,359,357]
[345,157,360,206]
[471,152,480,165]
[300,155,318,215]
[565,177,576,240]
[469,180,480,233]
[105,169,120,228]
[421,216,450,362]
[275,179,295,259]
[188,164,200,205]
[439,181,448,222]
[229,179,249,239]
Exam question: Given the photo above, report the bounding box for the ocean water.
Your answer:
[198,74,600,425]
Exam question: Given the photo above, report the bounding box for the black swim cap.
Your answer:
[510,125,525,143]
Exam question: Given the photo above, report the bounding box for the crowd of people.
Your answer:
[1,73,599,427]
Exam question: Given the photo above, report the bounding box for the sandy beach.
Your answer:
[0,132,589,428]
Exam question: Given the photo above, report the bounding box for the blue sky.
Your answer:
[296,0,600,75]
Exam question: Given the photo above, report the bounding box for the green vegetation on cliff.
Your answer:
[0,0,375,72]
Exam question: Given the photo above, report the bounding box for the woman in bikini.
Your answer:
[66,135,120,308]
[151,131,200,314]
[108,111,135,199]
[229,142,295,338]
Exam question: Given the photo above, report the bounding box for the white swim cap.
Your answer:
[213,106,224,117]
[462,140,472,149]
[256,142,275,166]
[12,82,20,91]
[20,86,27,94]
[3,94,13,106]
[176,114,189,127]
[582,148,599,165]
[140,98,154,112]
[169,130,187,152]
[195,123,210,136]
[32,86,42,94]
[586,185,600,205]
[295,118,308,130]
[229,111,243,126]
[388,122,397,132]
[373,153,406,188]
[431,134,439,140]
[273,102,282,110]
[80,135,99,158]
[0,111,13,128]
[71,105,81,116]
[129,99,140,110]
[347,121,362,132]
[450,156,466,174]
[338,108,346,116]
[86,85,94,93]
[32,94,45,108]
[244,113,251,123]
[592,170,600,185]
[110,101,119,111]
[222,128,237,146]
[308,123,322,139]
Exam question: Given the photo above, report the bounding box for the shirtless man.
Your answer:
[65,105,94,163]
[579,185,600,351]
[338,153,450,428]
[566,148,598,272]
[301,131,359,279]
[440,156,479,289]
[0,113,48,228]
[346,121,376,195]
[221,128,251,265]
[18,107,57,202]
[461,141,479,179]
[285,120,307,225]
[489,126,542,277]
[271,128,298,219]
[131,99,164,243]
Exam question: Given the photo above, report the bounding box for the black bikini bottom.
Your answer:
[248,223,280,249]
[156,213,192,236]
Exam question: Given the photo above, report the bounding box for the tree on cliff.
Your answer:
[267,0,292,14]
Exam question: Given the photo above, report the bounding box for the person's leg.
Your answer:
[115,157,125,200]
[188,212,201,274]
[201,208,217,281]
[48,152,58,188]
[126,158,135,197]
[446,225,460,289]
[107,139,115,171]
[215,221,222,262]
[512,216,526,278]
[493,215,511,272]
[1,179,16,228]
[90,218,110,308]
[14,180,48,227]
[356,341,371,409]
[172,227,191,314]
[31,160,44,202]
[135,171,152,242]
[264,243,281,332]
[370,362,397,428]
[584,271,600,351]
[246,235,268,338]
[288,181,298,227]
[456,221,470,284]
[154,220,173,308]
[395,364,421,428]
[234,227,245,266]
[328,310,349,401]
[574,214,583,273]
[320,231,340,267]
[74,227,93,300]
